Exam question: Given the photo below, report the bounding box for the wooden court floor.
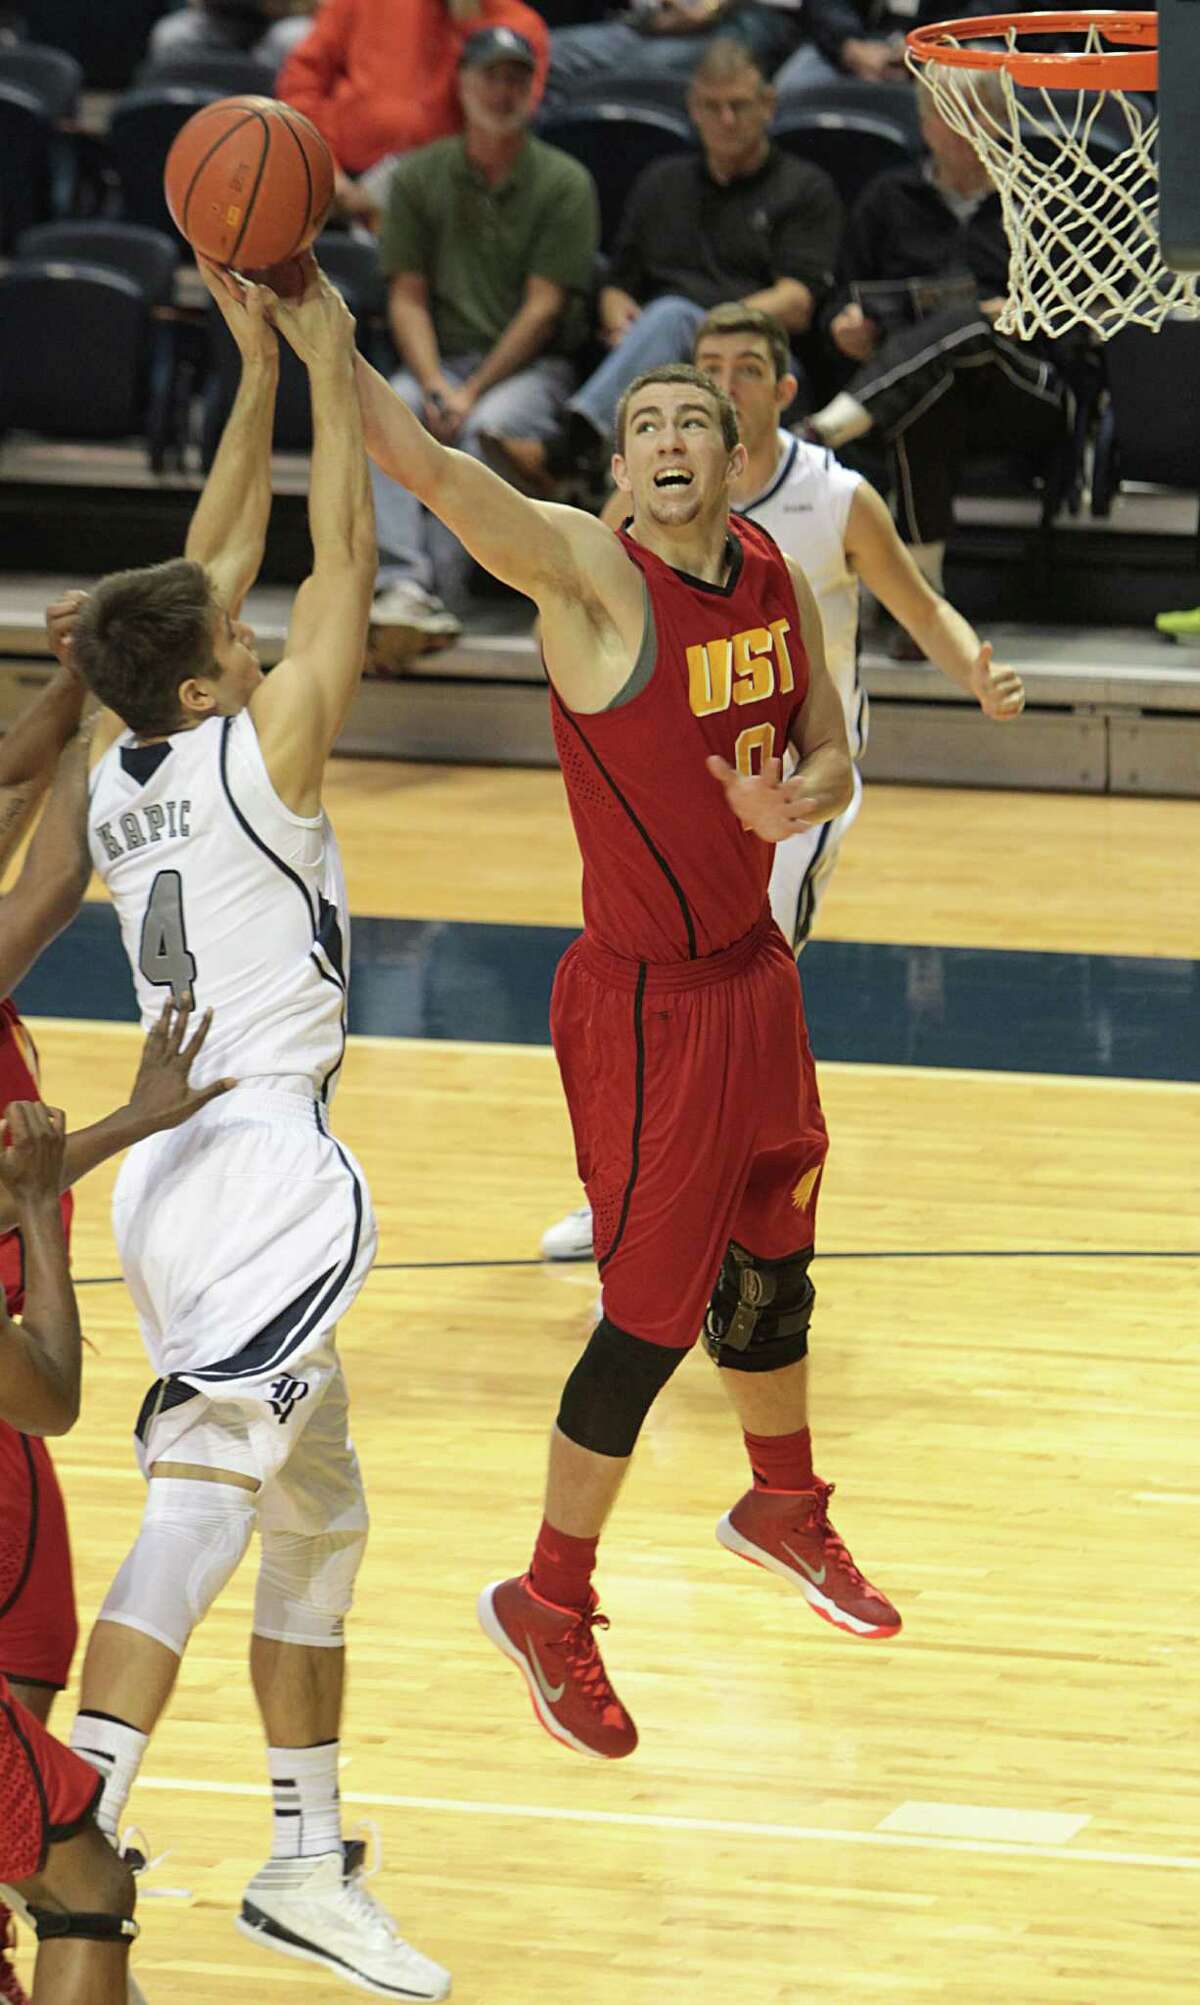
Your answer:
[14,770,1200,2004]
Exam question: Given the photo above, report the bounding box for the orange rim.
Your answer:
[906,10,1158,90]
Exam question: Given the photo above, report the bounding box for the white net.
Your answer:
[909,23,1200,339]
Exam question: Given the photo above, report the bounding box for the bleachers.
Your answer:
[0,37,1194,797]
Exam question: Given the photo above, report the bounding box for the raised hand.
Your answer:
[197,257,279,365]
[269,258,357,370]
[706,754,832,842]
[127,1001,236,1134]
[45,589,90,676]
[970,640,1025,720]
[0,1102,66,1205]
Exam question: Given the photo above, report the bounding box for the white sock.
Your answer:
[267,1740,342,1859]
[69,1712,149,1838]
[907,539,946,591]
[810,392,872,448]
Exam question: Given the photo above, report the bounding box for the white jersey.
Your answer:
[737,431,866,758]
[89,709,349,1102]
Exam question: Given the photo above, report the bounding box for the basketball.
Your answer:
[163,96,334,275]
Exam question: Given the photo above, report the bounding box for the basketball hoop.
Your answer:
[906,11,1200,339]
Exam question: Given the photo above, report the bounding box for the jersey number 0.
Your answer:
[138,869,197,1009]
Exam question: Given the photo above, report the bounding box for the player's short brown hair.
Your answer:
[73,558,220,738]
[693,303,791,383]
[615,364,741,455]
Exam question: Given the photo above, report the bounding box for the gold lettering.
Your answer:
[732,626,775,706]
[687,638,733,717]
[770,618,794,694]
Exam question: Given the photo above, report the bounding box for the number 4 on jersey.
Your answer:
[139,869,197,1008]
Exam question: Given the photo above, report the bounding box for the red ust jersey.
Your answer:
[551,517,809,961]
[0,999,72,1314]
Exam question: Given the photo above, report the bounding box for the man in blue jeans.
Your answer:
[485,36,841,499]
[543,0,805,106]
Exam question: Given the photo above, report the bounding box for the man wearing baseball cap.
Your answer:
[364,19,600,660]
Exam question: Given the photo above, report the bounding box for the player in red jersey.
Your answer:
[0,1098,144,2003]
[355,335,901,1759]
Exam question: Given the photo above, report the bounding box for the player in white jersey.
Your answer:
[543,302,1025,1261]
[60,263,449,2002]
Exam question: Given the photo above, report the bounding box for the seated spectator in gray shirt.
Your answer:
[367,26,599,657]
[148,0,315,74]
[486,36,842,497]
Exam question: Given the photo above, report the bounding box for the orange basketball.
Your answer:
[163,96,334,272]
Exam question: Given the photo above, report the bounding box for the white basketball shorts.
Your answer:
[768,761,864,954]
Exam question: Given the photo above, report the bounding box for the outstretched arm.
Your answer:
[249,264,375,816]
[0,1104,81,1437]
[355,351,607,606]
[185,262,280,615]
[0,602,88,875]
[0,718,94,1002]
[845,482,1025,719]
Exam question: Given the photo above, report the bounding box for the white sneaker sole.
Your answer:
[714,1513,898,1638]
[476,1583,609,1760]
[538,1221,596,1261]
[234,1910,451,2000]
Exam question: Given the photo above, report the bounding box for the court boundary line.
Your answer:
[23,1017,1200,1094]
[133,1774,1200,1873]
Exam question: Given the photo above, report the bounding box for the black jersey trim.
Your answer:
[0,1431,39,1623]
[219,717,317,927]
[4,1692,54,1874]
[740,435,799,516]
[597,965,647,1275]
[668,531,744,598]
[120,741,172,786]
[553,693,698,960]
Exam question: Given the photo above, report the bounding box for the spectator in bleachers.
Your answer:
[148,0,316,71]
[486,36,841,498]
[278,0,550,225]
[544,0,809,106]
[368,25,599,653]
[773,0,909,89]
[800,69,1067,643]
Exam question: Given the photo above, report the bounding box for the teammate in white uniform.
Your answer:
[543,301,1025,1260]
[61,264,449,2002]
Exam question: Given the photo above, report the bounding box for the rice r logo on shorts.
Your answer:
[267,1374,310,1424]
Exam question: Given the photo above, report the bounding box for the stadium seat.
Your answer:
[0,41,83,119]
[108,83,223,244]
[1091,321,1200,541]
[534,103,695,251]
[0,263,155,452]
[11,220,185,469]
[0,83,59,251]
[774,78,922,149]
[770,109,917,210]
[35,0,170,92]
[548,70,690,120]
[134,49,278,98]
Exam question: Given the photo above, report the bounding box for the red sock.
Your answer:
[743,1425,814,1493]
[529,1519,598,1612]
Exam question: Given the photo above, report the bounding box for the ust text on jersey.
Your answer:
[686,619,795,776]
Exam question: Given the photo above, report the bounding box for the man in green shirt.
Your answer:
[369,26,599,654]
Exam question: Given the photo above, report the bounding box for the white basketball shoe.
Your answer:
[236,1837,451,1999]
[539,1203,595,1261]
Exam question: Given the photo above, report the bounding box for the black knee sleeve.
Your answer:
[702,1242,815,1372]
[556,1316,688,1457]
[28,1909,138,1944]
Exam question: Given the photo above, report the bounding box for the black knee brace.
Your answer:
[28,1909,138,1944]
[702,1242,815,1372]
[556,1316,688,1457]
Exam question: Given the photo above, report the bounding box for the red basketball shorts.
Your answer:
[552,915,829,1349]
[0,1423,78,1691]
[0,1673,102,1882]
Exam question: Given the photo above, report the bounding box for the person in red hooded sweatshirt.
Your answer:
[279,0,550,223]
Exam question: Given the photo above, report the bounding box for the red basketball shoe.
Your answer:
[716,1481,901,1638]
[0,1906,29,2005]
[477,1575,638,1759]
